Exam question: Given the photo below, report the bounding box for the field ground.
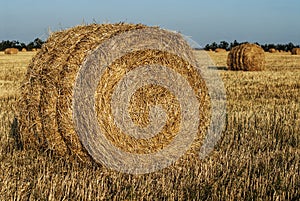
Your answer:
[0,51,299,200]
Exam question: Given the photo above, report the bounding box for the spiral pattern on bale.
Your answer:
[227,43,265,71]
[18,23,212,173]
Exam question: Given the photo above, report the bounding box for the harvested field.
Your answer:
[0,44,299,200]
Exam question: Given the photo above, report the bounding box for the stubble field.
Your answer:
[0,51,299,200]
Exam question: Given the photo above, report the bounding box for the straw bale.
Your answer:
[18,23,209,165]
[215,48,226,53]
[291,48,300,55]
[4,48,18,54]
[21,48,27,52]
[269,48,276,53]
[227,43,265,71]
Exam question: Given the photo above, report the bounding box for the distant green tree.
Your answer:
[0,38,45,51]
[26,42,34,50]
[20,43,27,49]
[0,40,15,51]
[286,42,295,52]
[275,44,285,51]
[229,40,240,49]
[211,42,218,50]
[204,42,218,51]
[27,38,44,50]
[204,44,211,50]
[33,38,44,48]
[219,41,229,50]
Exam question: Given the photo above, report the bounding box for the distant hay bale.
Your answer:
[31,48,37,52]
[291,48,300,55]
[227,43,265,71]
[18,23,209,166]
[21,48,27,52]
[269,48,276,53]
[4,48,18,54]
[215,48,226,53]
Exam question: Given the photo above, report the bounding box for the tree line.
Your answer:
[0,38,44,51]
[1,38,299,52]
[204,40,300,52]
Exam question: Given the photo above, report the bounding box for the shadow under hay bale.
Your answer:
[227,43,265,71]
[208,66,228,70]
[18,23,210,168]
[9,117,23,150]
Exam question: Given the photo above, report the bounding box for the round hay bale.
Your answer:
[18,23,210,170]
[21,48,27,52]
[31,48,37,52]
[269,48,276,53]
[291,48,300,55]
[227,43,265,71]
[4,48,19,54]
[215,48,226,53]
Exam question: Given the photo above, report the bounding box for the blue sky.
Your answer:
[1,0,300,47]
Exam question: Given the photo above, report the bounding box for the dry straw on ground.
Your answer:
[4,48,19,54]
[227,43,265,71]
[291,48,300,55]
[18,23,209,165]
